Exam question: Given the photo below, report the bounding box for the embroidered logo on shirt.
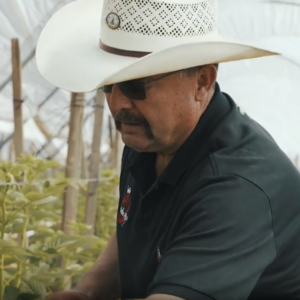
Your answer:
[117,186,131,226]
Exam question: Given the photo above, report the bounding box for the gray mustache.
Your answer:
[113,110,154,140]
[114,111,146,125]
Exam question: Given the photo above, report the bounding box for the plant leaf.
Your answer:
[4,286,20,300]
[0,239,33,257]
[0,247,32,257]
[29,196,57,206]
[5,190,29,206]
[42,235,78,251]
[72,235,100,248]
[27,210,60,220]
[23,192,44,202]
[10,255,34,267]
[21,278,46,299]
[17,293,40,300]
[21,185,41,196]
[26,263,49,277]
[0,239,16,247]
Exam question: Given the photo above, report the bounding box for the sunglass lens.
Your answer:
[100,85,113,93]
[118,80,146,100]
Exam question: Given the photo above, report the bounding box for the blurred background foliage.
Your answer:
[0,155,119,300]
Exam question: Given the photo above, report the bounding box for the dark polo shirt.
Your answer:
[116,83,300,300]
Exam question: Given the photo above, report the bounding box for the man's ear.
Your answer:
[195,64,218,102]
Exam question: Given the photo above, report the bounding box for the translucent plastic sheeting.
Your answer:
[0,0,300,160]
[218,0,300,159]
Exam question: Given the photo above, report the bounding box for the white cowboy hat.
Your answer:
[36,0,279,93]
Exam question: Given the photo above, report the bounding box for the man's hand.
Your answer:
[47,233,119,300]
[46,290,91,300]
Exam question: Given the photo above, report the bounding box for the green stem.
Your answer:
[16,208,29,288]
[62,270,76,291]
[6,270,20,285]
[21,212,28,249]
[60,255,70,291]
[0,186,9,300]
[0,255,4,300]
[46,285,53,295]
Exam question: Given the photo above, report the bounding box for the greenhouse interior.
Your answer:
[0,0,300,299]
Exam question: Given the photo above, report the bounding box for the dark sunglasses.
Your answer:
[100,70,179,100]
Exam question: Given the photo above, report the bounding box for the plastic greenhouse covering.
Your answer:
[0,0,300,163]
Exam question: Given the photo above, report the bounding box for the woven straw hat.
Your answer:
[36,0,278,92]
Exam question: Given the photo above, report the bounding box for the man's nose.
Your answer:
[107,85,134,111]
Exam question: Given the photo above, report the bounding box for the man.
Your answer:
[37,0,300,299]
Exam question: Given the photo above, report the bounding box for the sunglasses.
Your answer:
[100,70,179,100]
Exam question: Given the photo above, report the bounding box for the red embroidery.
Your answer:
[118,187,131,225]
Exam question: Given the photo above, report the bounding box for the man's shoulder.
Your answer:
[210,111,299,190]
[207,112,300,252]
[185,107,300,206]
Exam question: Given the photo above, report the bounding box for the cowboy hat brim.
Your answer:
[36,0,279,93]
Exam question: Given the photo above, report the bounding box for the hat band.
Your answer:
[99,41,151,58]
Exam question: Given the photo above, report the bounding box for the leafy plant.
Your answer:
[0,155,119,300]
[95,170,119,241]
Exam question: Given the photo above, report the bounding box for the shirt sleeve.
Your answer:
[147,175,277,300]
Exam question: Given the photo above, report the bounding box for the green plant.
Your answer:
[95,170,119,241]
[0,156,119,300]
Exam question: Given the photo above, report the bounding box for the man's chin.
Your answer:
[121,134,153,152]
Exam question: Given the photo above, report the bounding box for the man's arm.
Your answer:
[73,233,120,300]
[132,295,184,300]
[145,175,276,300]
[74,233,183,300]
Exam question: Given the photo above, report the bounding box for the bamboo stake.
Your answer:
[112,131,122,199]
[116,133,124,176]
[112,130,120,171]
[62,93,85,235]
[9,142,14,162]
[84,90,105,235]
[108,115,116,168]
[108,115,113,151]
[81,142,87,179]
[11,39,24,159]
[33,114,53,140]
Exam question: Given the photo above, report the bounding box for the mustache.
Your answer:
[113,111,148,126]
[113,110,154,140]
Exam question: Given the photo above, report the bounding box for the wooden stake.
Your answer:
[112,130,120,171]
[9,141,14,161]
[116,133,124,176]
[11,39,24,159]
[81,142,87,179]
[62,93,85,235]
[108,115,113,151]
[84,90,105,235]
